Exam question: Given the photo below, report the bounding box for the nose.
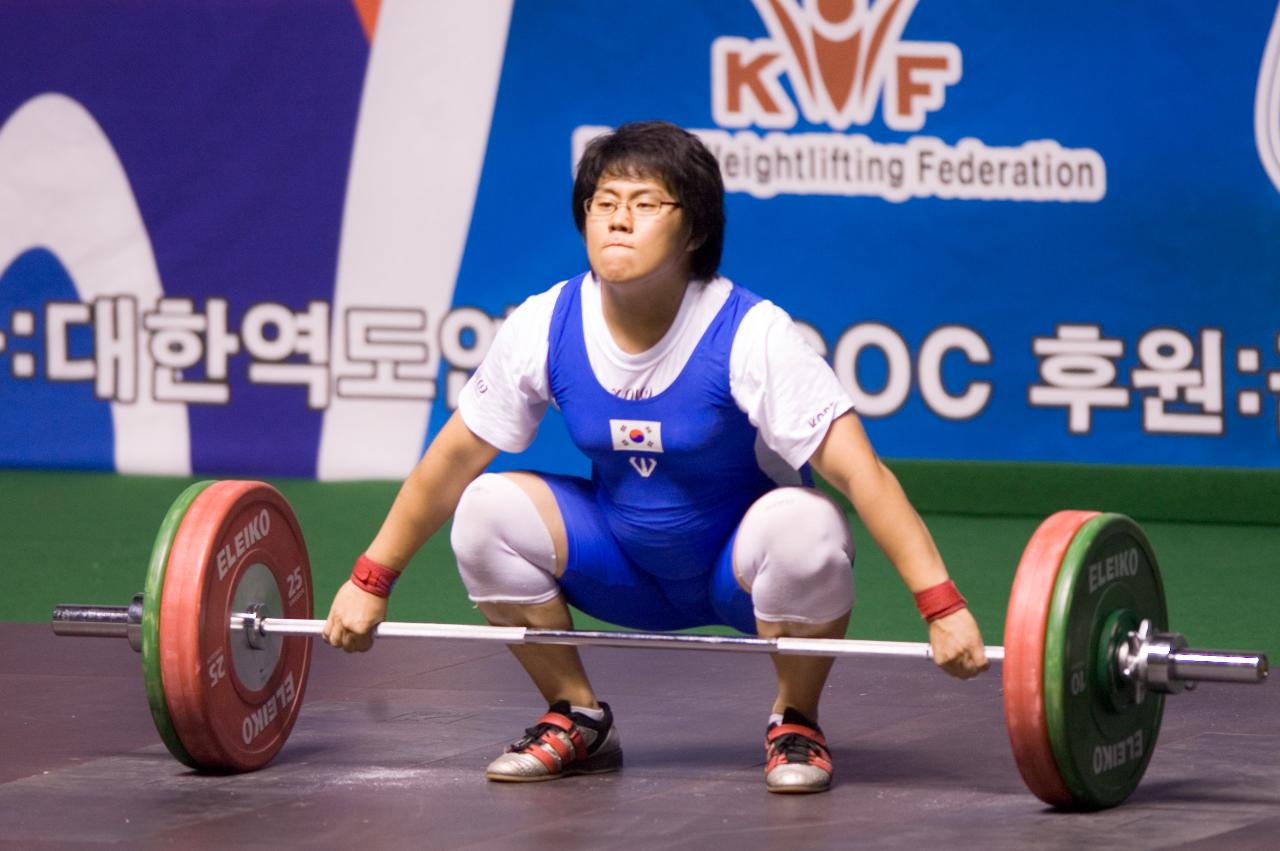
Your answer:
[607,205,633,230]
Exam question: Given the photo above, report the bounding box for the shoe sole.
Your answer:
[486,751,623,783]
[766,782,831,794]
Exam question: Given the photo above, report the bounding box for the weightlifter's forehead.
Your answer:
[593,169,675,198]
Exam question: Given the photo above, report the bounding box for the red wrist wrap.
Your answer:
[351,554,399,598]
[914,579,967,622]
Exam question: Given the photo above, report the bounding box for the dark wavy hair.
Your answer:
[572,121,725,281]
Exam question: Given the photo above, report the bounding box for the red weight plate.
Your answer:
[159,480,313,771]
[1003,510,1098,807]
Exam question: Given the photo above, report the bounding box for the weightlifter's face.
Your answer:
[584,173,695,288]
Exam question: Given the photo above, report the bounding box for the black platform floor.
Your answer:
[2,622,1277,849]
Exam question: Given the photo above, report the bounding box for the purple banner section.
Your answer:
[2,1,1279,477]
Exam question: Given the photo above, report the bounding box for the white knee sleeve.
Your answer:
[734,487,855,624]
[451,473,561,604]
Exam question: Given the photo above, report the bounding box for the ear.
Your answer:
[686,230,706,253]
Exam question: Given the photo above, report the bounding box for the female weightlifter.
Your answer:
[322,121,989,794]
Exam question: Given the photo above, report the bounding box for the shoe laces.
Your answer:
[509,716,602,755]
[768,707,826,764]
[510,720,566,753]
[769,730,823,763]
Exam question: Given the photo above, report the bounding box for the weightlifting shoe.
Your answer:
[764,708,833,794]
[485,700,622,782]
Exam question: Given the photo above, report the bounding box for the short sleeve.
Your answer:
[456,282,564,453]
[729,300,856,469]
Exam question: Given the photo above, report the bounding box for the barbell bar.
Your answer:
[53,602,1272,683]
[57,602,1010,659]
[50,480,1269,810]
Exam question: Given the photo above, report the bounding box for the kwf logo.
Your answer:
[713,0,961,132]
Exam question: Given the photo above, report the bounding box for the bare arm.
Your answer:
[363,410,501,570]
[808,412,947,592]
[808,411,988,678]
[322,411,499,651]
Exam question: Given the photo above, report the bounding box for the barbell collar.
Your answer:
[1116,620,1269,695]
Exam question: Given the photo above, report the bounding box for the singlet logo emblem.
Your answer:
[610,419,664,453]
[629,457,658,478]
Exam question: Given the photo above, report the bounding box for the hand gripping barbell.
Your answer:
[51,480,1268,809]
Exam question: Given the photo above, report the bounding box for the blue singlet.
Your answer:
[540,273,809,634]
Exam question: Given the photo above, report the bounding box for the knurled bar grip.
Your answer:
[251,616,1007,660]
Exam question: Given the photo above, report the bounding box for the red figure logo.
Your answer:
[713,0,961,132]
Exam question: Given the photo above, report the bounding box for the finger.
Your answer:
[965,654,990,677]
[341,630,372,653]
[942,652,981,679]
[936,652,964,677]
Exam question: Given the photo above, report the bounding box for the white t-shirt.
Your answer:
[457,274,855,475]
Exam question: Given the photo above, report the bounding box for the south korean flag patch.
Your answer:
[610,419,663,453]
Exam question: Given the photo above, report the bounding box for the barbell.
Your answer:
[51,480,1268,809]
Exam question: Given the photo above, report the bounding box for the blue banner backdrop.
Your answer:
[1,1,1278,478]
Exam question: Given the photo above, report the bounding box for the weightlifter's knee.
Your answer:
[451,473,560,604]
[734,487,855,624]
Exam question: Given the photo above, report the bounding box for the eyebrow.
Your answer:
[592,186,665,199]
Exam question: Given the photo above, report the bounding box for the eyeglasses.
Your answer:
[584,196,682,219]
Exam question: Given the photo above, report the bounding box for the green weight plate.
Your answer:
[141,480,216,768]
[1043,513,1168,808]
